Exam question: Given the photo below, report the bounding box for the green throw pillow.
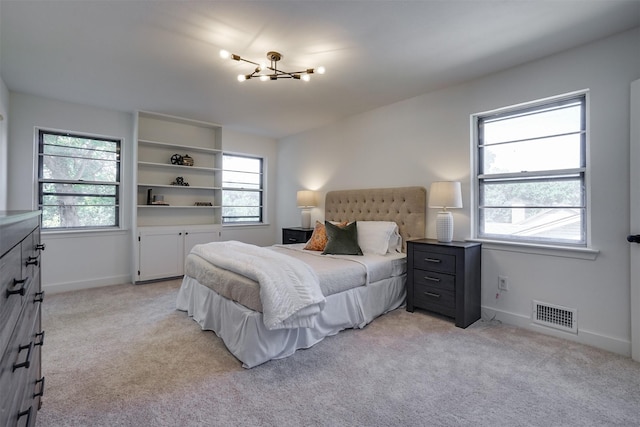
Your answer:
[323,221,363,255]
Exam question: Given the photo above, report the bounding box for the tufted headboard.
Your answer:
[324,186,426,252]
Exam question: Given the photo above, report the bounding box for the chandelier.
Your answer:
[219,50,325,82]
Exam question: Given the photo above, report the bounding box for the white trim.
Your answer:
[630,79,640,362]
[43,274,132,295]
[469,238,599,260]
[482,306,631,357]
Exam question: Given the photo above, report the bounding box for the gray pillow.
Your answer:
[322,221,363,255]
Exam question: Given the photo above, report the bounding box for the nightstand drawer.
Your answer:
[282,228,313,244]
[413,269,455,291]
[413,286,455,317]
[412,250,455,274]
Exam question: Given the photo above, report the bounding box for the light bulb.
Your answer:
[260,75,269,82]
[220,50,230,59]
[316,66,326,75]
[302,74,310,82]
[237,74,246,82]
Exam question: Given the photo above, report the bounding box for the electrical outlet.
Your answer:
[498,275,509,291]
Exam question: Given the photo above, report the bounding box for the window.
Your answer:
[222,153,264,224]
[474,93,587,246]
[38,129,121,230]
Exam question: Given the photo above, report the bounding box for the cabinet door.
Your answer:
[183,228,220,258]
[138,229,184,281]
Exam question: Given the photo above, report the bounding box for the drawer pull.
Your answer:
[424,276,441,282]
[424,291,441,299]
[424,258,441,263]
[17,406,32,425]
[26,255,39,266]
[36,243,46,251]
[34,377,45,398]
[35,330,45,346]
[35,290,45,303]
[288,238,297,242]
[13,342,33,371]
[7,278,28,297]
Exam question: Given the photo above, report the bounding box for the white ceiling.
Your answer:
[1,1,639,139]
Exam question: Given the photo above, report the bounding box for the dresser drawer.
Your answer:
[412,250,455,274]
[0,244,28,354]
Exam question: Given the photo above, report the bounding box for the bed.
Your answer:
[176,186,426,368]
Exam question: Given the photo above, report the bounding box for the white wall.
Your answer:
[277,28,640,356]
[8,93,134,292]
[7,93,278,292]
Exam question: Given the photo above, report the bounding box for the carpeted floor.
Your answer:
[36,279,640,426]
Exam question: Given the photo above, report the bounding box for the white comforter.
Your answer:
[190,241,325,330]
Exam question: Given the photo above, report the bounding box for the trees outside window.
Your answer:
[222,154,263,223]
[38,130,121,230]
[474,93,587,246]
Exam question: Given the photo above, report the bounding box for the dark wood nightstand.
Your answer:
[406,239,481,328]
[282,227,314,244]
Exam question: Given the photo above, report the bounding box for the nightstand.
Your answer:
[282,227,314,244]
[406,239,481,328]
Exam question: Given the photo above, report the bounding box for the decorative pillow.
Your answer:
[304,221,348,251]
[356,221,401,255]
[323,221,363,256]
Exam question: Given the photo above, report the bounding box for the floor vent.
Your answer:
[532,301,577,333]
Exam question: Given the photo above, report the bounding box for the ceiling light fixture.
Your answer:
[220,50,325,82]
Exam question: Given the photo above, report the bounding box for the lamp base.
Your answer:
[436,211,454,243]
[301,210,311,229]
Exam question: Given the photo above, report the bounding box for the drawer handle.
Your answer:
[17,406,32,425]
[7,278,29,298]
[288,238,297,242]
[35,290,45,303]
[26,255,39,266]
[424,276,441,282]
[424,291,441,299]
[34,377,45,398]
[36,243,46,251]
[424,258,441,263]
[35,330,45,347]
[13,342,33,371]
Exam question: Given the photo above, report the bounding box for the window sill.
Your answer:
[42,228,128,239]
[467,238,599,260]
[222,222,271,228]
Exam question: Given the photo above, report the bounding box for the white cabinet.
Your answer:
[133,111,223,283]
[136,225,221,282]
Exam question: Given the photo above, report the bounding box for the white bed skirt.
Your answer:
[176,275,406,368]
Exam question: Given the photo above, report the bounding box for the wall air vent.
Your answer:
[532,300,577,334]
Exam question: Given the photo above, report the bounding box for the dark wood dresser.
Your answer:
[407,239,481,328]
[0,211,45,427]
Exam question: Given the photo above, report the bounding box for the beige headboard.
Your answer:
[324,186,426,251]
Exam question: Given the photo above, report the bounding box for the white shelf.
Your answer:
[138,183,221,191]
[137,161,220,172]
[138,139,222,155]
[137,205,221,209]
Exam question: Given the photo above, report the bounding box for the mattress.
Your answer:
[184,243,406,312]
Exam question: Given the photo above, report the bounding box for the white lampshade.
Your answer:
[297,190,317,229]
[428,181,463,209]
[296,190,317,208]
[428,181,463,243]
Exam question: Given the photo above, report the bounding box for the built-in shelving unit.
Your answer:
[133,111,223,282]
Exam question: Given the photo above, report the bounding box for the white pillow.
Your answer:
[356,221,400,255]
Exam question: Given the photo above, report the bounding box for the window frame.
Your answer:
[37,128,122,232]
[221,152,265,225]
[471,91,590,249]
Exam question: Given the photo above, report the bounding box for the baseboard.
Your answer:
[482,306,631,358]
[43,274,132,294]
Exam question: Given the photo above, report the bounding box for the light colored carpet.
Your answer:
[36,279,640,426]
